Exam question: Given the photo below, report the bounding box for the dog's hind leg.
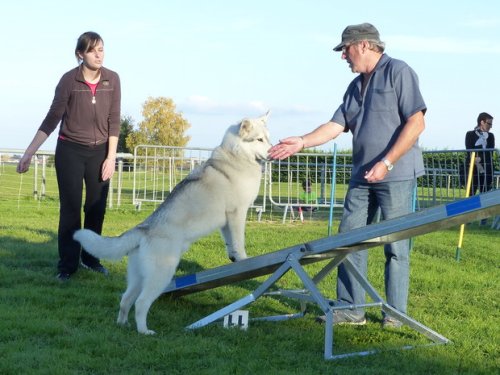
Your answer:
[117,252,142,326]
[134,243,181,335]
[221,209,248,262]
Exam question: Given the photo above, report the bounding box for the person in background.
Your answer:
[465,113,495,194]
[299,179,318,211]
[465,112,495,225]
[269,23,426,328]
[17,31,121,281]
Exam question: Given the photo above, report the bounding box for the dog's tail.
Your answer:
[73,228,142,261]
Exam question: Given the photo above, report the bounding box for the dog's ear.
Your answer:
[239,119,254,138]
[239,110,270,137]
[258,110,270,125]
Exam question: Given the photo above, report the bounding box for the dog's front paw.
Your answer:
[229,252,247,262]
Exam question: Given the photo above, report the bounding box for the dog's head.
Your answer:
[222,111,272,163]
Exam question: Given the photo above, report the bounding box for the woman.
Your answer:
[17,31,121,281]
[465,112,495,196]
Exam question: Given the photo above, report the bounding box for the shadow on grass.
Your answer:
[0,225,58,274]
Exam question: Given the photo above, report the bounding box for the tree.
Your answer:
[118,115,134,154]
[126,97,191,151]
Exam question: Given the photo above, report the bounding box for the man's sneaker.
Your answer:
[56,272,71,282]
[382,317,403,329]
[316,309,366,325]
[81,262,109,276]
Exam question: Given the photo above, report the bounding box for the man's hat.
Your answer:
[333,23,382,51]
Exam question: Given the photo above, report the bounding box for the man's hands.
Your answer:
[268,136,304,160]
[364,161,390,183]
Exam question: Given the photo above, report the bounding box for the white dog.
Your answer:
[73,112,271,334]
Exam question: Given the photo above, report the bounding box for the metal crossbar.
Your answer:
[163,190,500,359]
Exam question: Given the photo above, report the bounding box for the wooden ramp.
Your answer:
[163,190,500,359]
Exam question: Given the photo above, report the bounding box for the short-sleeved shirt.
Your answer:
[331,54,426,183]
[300,191,317,204]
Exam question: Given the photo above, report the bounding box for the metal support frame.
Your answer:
[164,190,500,360]
[185,251,450,359]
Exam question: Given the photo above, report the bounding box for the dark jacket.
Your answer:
[465,129,495,172]
[39,65,121,146]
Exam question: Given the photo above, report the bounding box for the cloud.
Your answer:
[180,95,266,114]
[180,95,317,117]
[387,35,500,54]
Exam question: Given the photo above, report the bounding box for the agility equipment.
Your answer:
[327,144,337,236]
[456,151,476,261]
[163,189,500,360]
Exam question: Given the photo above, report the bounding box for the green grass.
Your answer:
[0,203,499,374]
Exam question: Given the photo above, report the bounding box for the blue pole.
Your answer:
[328,144,338,236]
[409,184,417,251]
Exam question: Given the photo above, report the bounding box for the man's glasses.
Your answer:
[342,44,352,54]
[342,42,360,54]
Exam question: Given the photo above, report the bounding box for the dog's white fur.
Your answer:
[73,112,271,334]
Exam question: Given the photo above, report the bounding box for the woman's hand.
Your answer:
[16,153,33,173]
[101,157,116,181]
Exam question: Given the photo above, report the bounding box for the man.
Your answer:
[465,112,495,226]
[269,23,426,328]
[465,113,495,196]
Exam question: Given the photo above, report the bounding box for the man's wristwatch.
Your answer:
[382,158,394,171]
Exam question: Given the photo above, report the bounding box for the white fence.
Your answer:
[1,147,498,220]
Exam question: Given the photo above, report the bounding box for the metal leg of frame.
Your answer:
[186,259,294,330]
[186,252,451,359]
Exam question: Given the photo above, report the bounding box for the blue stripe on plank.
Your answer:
[446,195,481,216]
[175,274,197,288]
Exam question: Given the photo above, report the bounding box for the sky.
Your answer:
[1,0,499,153]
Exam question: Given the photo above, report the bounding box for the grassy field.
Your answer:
[0,201,499,374]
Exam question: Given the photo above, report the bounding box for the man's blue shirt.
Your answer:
[332,54,426,182]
